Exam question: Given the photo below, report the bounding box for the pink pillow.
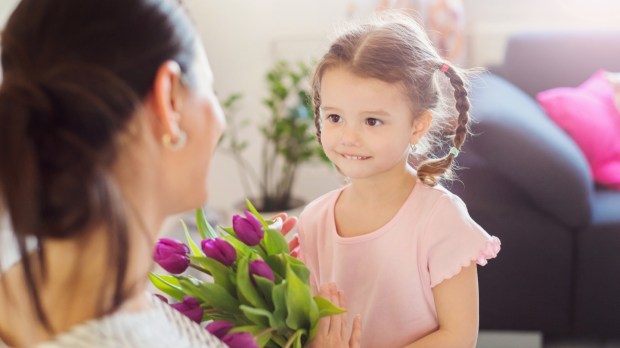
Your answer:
[537,69,620,190]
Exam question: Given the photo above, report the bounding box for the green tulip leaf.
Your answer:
[253,275,275,308]
[222,234,252,259]
[228,325,264,335]
[219,226,238,239]
[263,228,290,256]
[182,221,203,257]
[239,305,273,327]
[148,273,184,301]
[265,254,287,280]
[283,329,305,348]
[195,282,240,313]
[177,276,206,300]
[284,264,318,330]
[189,256,235,294]
[271,282,288,330]
[236,256,269,309]
[229,325,273,346]
[256,331,273,348]
[314,295,346,318]
[246,199,268,227]
[196,208,218,239]
[284,254,310,285]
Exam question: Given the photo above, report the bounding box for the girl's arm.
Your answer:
[404,263,479,348]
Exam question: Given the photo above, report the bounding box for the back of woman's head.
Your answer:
[312,12,472,186]
[0,0,196,328]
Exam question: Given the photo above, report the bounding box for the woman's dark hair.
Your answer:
[0,0,196,331]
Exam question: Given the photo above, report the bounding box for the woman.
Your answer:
[0,0,227,346]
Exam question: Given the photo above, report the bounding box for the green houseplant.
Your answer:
[221,60,327,212]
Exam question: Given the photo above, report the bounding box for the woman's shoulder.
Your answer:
[31,296,226,348]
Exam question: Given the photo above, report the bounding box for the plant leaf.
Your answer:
[314,295,346,318]
[271,282,288,330]
[263,228,290,256]
[254,275,275,309]
[236,256,269,309]
[284,254,310,285]
[189,256,235,294]
[265,254,287,280]
[182,220,203,257]
[148,273,184,301]
[246,199,268,227]
[239,305,273,327]
[222,234,253,259]
[219,226,238,238]
[197,282,241,313]
[195,208,218,239]
[284,264,318,330]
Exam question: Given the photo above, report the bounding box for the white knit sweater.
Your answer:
[0,296,226,348]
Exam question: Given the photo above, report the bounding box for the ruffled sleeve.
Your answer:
[424,193,501,288]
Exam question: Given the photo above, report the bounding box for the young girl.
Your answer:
[298,13,501,348]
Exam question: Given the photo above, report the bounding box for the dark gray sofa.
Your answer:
[447,31,620,339]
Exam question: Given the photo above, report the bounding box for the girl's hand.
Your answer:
[307,283,362,348]
[271,213,300,258]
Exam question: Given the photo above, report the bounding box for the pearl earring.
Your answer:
[162,129,187,151]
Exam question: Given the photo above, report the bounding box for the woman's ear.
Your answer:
[149,60,185,142]
[410,110,433,144]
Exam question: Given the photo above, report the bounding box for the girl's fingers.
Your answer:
[327,284,340,333]
[339,290,349,339]
[349,315,362,348]
[289,234,300,252]
[282,216,298,235]
[317,283,332,335]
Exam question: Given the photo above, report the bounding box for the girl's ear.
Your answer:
[149,60,185,142]
[410,110,432,144]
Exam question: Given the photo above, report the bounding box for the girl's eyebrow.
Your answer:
[320,106,391,117]
[320,106,341,112]
[360,110,391,117]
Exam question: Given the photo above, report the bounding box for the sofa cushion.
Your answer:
[467,73,593,229]
[537,70,620,190]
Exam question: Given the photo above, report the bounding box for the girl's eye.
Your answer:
[327,114,342,123]
[366,118,383,126]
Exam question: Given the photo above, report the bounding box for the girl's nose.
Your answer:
[339,125,361,146]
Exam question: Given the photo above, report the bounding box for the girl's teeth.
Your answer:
[344,155,367,160]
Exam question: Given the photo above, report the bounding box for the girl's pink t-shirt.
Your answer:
[297,182,500,348]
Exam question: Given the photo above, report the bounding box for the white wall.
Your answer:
[2,0,620,216]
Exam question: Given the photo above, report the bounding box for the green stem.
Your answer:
[256,327,276,339]
[189,263,211,275]
[283,330,303,348]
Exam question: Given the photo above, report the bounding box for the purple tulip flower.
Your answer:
[205,320,235,339]
[221,332,259,348]
[170,296,203,323]
[249,259,275,284]
[201,238,237,267]
[232,211,264,246]
[153,238,191,274]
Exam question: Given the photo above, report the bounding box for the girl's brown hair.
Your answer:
[0,0,196,331]
[311,12,471,186]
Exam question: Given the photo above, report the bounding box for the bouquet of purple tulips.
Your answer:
[150,200,344,348]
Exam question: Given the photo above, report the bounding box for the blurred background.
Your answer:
[1,0,618,216]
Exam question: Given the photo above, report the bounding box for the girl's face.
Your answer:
[319,67,422,181]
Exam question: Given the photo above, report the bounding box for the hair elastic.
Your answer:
[449,146,460,158]
[440,63,450,73]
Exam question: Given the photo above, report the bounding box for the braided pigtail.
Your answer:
[416,62,470,186]
[311,66,323,145]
